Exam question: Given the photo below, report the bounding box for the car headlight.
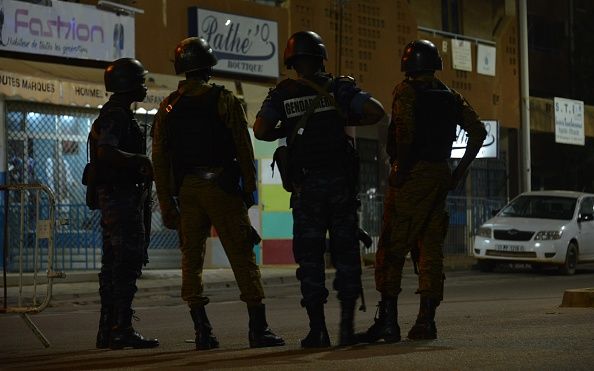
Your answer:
[534,230,563,240]
[477,226,492,238]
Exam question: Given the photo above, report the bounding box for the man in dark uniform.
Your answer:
[360,40,487,343]
[254,31,388,347]
[151,37,284,350]
[89,58,159,349]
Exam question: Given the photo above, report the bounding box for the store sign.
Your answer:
[138,89,171,112]
[0,70,167,111]
[0,0,135,61]
[0,70,60,102]
[451,39,472,72]
[451,120,498,159]
[554,97,584,146]
[477,44,496,76]
[62,82,108,107]
[188,8,279,79]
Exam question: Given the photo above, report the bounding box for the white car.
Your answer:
[473,190,594,275]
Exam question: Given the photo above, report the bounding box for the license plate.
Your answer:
[494,244,524,252]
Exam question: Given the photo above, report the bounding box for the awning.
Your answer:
[0,57,177,111]
[0,57,273,120]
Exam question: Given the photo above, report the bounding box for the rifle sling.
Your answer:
[288,79,333,145]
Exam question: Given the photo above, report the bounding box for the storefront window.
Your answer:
[7,111,24,132]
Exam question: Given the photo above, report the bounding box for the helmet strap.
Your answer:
[186,68,212,82]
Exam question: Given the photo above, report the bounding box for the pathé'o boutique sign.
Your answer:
[0,0,135,61]
[189,8,279,79]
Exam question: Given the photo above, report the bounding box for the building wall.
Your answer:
[134,0,289,81]
[289,0,417,114]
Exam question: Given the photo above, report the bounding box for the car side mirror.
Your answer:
[491,209,500,217]
[578,213,594,222]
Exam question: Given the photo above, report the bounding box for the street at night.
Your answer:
[1,266,593,370]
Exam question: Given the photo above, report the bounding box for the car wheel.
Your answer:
[558,242,578,276]
[478,259,496,272]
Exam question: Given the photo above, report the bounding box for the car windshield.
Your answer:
[499,195,577,220]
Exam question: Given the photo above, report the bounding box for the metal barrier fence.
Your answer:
[4,101,179,272]
[1,183,65,348]
[358,193,505,255]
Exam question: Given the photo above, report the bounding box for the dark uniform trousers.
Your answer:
[98,185,146,312]
[292,171,362,307]
[178,175,264,308]
[375,161,451,301]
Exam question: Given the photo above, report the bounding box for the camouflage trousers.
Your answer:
[291,171,362,307]
[97,185,146,312]
[178,175,264,308]
[375,161,451,301]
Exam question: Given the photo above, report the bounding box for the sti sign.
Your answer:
[0,0,134,61]
[188,7,279,79]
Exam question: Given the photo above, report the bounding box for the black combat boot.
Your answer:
[339,300,357,346]
[407,296,438,340]
[300,303,331,348]
[109,308,160,349]
[96,306,113,349]
[190,306,220,350]
[358,295,400,343]
[247,304,285,348]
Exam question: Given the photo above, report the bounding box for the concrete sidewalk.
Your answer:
[1,255,478,288]
[0,256,478,305]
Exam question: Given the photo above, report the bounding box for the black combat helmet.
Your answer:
[174,37,218,75]
[401,40,443,74]
[104,58,148,93]
[283,31,327,69]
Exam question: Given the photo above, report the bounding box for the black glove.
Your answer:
[388,164,409,188]
[250,226,262,245]
[243,192,255,209]
[358,228,373,248]
[162,206,180,230]
[334,76,361,115]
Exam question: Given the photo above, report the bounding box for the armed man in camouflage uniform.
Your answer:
[89,58,159,350]
[151,37,284,350]
[254,31,388,347]
[359,40,487,343]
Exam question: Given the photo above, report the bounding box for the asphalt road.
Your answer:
[1,265,594,370]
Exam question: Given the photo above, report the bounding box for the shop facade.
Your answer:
[5,0,589,271]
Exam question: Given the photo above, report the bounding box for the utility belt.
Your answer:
[186,167,221,181]
[99,181,148,194]
[183,164,241,194]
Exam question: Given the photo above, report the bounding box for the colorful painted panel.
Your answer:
[262,211,293,239]
[262,239,295,265]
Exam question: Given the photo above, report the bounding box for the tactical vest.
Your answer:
[277,75,348,173]
[166,85,236,170]
[89,101,144,185]
[409,79,461,162]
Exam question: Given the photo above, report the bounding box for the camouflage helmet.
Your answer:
[174,37,218,75]
[401,40,443,74]
[104,58,148,93]
[283,31,327,69]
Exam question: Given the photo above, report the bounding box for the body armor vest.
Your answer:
[278,75,348,172]
[409,80,461,162]
[90,101,144,185]
[166,85,236,170]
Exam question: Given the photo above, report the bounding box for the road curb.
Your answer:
[560,287,594,307]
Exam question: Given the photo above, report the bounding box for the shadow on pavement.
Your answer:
[0,341,453,370]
